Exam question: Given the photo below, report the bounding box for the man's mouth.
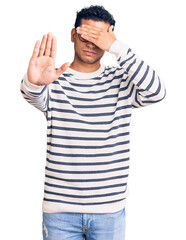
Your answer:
[83,50,97,55]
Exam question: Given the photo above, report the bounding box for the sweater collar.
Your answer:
[65,63,105,79]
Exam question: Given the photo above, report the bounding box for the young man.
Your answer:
[20,5,166,240]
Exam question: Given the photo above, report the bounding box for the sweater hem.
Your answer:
[42,198,126,214]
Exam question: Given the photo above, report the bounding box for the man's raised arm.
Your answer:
[77,24,166,108]
[20,32,70,113]
[109,39,166,108]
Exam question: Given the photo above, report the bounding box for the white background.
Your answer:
[0,0,186,239]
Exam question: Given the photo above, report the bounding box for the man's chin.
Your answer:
[77,55,102,65]
[83,60,99,64]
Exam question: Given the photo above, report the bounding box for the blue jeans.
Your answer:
[42,207,126,240]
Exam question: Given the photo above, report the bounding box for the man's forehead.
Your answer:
[80,19,110,30]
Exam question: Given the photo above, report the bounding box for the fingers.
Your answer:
[78,24,103,32]
[76,27,98,44]
[38,34,47,56]
[77,25,99,39]
[50,36,57,59]
[31,40,40,58]
[76,24,107,44]
[44,32,52,56]
[77,26,98,36]
[56,62,71,77]
[36,32,56,58]
[77,24,114,37]
[76,24,116,51]
[78,29,98,40]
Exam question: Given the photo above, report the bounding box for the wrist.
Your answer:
[23,73,45,91]
[106,38,117,52]
[109,39,130,59]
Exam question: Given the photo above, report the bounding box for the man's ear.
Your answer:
[71,28,76,42]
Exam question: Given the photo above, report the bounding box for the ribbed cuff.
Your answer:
[109,40,130,60]
[23,73,45,92]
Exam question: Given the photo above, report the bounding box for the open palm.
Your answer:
[27,32,70,86]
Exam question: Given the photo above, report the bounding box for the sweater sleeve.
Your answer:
[20,73,50,116]
[109,40,166,108]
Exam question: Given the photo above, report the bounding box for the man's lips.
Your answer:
[83,50,97,55]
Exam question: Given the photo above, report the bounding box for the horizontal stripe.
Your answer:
[47,131,129,142]
[44,188,127,198]
[47,148,129,157]
[47,113,131,124]
[45,173,129,182]
[58,67,125,83]
[47,105,132,116]
[43,197,126,205]
[45,165,129,174]
[27,85,47,95]
[46,157,130,166]
[45,181,127,190]
[47,123,130,133]
[47,140,129,149]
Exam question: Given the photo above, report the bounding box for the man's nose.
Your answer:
[86,41,96,49]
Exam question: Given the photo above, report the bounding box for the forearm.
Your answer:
[20,73,49,113]
[109,40,166,108]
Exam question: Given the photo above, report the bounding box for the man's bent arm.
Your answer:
[20,73,49,115]
[109,40,166,108]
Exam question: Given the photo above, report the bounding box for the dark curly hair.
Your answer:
[74,5,116,31]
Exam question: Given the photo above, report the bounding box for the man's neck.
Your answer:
[69,61,101,73]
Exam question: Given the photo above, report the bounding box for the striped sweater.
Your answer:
[20,40,166,213]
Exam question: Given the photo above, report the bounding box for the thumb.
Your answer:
[56,62,71,77]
